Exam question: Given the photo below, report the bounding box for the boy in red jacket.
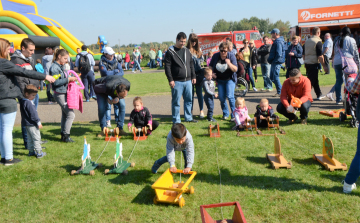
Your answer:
[276,68,312,125]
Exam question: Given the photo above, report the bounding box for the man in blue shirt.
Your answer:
[322,33,333,75]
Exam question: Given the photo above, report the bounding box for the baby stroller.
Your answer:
[339,73,359,128]
[234,76,248,97]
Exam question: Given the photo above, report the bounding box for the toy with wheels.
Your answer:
[71,137,102,176]
[266,134,292,169]
[200,202,247,223]
[266,117,286,134]
[132,126,148,141]
[152,169,197,208]
[209,124,221,138]
[104,138,135,175]
[313,135,347,171]
[103,127,121,142]
[234,77,248,97]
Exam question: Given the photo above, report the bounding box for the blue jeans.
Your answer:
[149,59,155,68]
[0,111,17,159]
[345,100,360,184]
[334,64,344,103]
[245,64,255,88]
[154,150,188,169]
[124,62,129,70]
[171,80,193,123]
[217,79,236,118]
[159,60,162,68]
[277,100,311,120]
[204,94,214,120]
[270,64,282,94]
[132,60,142,72]
[261,63,272,89]
[21,94,39,149]
[96,94,125,130]
[192,84,204,112]
[81,70,95,101]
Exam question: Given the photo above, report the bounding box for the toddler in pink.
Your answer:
[233,97,250,130]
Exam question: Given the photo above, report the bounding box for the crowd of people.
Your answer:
[1,26,360,194]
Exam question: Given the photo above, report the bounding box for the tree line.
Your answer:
[212,17,292,37]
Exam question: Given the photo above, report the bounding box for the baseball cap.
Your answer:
[104,47,115,55]
[271,28,280,35]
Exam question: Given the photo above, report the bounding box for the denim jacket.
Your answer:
[50,61,68,94]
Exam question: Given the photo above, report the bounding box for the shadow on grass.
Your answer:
[131,185,154,205]
[245,156,269,165]
[108,169,154,186]
[196,168,344,193]
[292,157,322,166]
[320,173,346,183]
[60,164,80,174]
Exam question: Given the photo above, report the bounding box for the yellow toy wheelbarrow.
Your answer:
[152,168,197,208]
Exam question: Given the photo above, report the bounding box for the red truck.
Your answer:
[197,30,264,55]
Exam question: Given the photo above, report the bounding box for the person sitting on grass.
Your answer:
[127,97,159,136]
[276,68,312,125]
[151,123,194,174]
[254,98,278,128]
[94,75,130,137]
[232,97,250,131]
[20,84,46,158]
[202,68,218,122]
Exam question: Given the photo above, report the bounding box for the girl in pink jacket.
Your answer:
[233,97,250,130]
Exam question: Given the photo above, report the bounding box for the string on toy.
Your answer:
[214,133,224,220]
[250,127,271,154]
[180,150,182,183]
[126,129,141,162]
[95,135,112,163]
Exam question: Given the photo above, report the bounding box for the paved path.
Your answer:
[14,85,341,125]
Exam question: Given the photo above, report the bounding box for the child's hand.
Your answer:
[112,97,119,104]
[107,98,113,104]
[170,166,177,173]
[38,124,43,129]
[215,93,218,98]
[68,77,77,82]
[147,124,152,131]
[128,126,131,132]
[183,167,191,174]
[260,115,265,120]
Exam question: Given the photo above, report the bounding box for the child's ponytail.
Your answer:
[53,48,69,62]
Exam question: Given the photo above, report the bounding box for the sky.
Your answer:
[33,0,360,46]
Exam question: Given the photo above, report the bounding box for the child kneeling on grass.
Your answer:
[254,98,279,128]
[127,96,159,135]
[151,123,194,174]
[19,85,46,158]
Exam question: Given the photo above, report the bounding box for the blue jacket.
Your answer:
[50,61,68,94]
[209,52,238,83]
[20,98,41,127]
[35,63,44,73]
[285,44,303,69]
[99,55,124,77]
[268,36,286,64]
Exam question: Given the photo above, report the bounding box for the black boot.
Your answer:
[61,132,64,141]
[62,134,75,143]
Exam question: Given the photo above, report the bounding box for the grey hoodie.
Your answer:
[166,130,194,168]
[42,55,53,75]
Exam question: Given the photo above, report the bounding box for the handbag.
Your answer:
[336,41,358,74]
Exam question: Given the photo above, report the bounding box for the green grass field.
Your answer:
[1,114,359,222]
[2,68,359,222]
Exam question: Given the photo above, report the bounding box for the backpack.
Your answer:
[78,53,91,73]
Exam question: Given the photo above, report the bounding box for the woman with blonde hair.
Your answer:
[0,38,55,165]
[187,33,205,118]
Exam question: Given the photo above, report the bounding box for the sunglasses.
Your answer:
[244,42,248,44]
[220,50,228,53]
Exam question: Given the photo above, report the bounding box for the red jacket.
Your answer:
[280,75,313,108]
[125,54,130,63]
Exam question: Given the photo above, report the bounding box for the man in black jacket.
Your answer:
[165,32,197,124]
[257,36,273,91]
[94,75,130,136]
[10,38,43,150]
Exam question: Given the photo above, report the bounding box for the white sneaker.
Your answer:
[343,180,356,193]
[106,120,112,128]
[326,92,335,101]
[253,87,258,92]
[132,71,136,73]
[199,111,205,119]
